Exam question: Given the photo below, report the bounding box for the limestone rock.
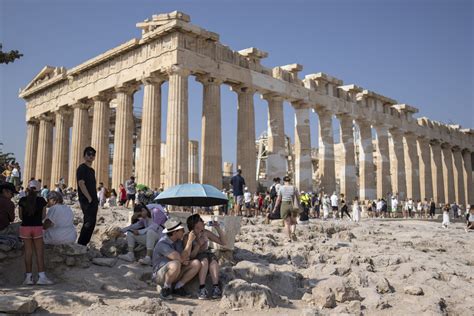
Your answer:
[404,286,424,296]
[55,243,88,256]
[311,287,336,308]
[312,277,362,304]
[92,257,118,267]
[0,296,38,314]
[220,279,284,309]
[375,277,394,294]
[119,297,175,315]
[232,260,304,299]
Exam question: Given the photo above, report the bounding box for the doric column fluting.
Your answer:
[188,140,199,183]
[452,147,465,206]
[294,104,312,193]
[404,133,420,200]
[165,66,190,188]
[337,113,357,202]
[232,85,257,193]
[69,102,91,189]
[462,150,473,206]
[197,75,223,188]
[137,76,164,189]
[417,137,433,201]
[91,95,111,188]
[389,129,407,200]
[374,124,391,199]
[23,119,39,184]
[317,109,335,194]
[112,85,138,191]
[36,114,54,188]
[264,94,286,187]
[356,120,376,200]
[430,140,444,204]
[441,143,455,203]
[51,108,71,186]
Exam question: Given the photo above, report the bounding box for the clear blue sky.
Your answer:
[0,0,472,168]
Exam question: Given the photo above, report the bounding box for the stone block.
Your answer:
[0,296,38,314]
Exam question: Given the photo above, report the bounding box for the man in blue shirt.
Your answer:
[230,169,245,216]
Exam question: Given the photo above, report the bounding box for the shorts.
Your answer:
[280,201,298,219]
[196,251,218,263]
[127,194,135,201]
[236,195,244,206]
[153,261,179,285]
[245,202,251,210]
[19,226,43,239]
[332,206,338,211]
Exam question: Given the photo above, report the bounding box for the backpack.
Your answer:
[104,188,111,198]
[270,184,277,199]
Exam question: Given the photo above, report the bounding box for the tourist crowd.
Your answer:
[1,146,473,300]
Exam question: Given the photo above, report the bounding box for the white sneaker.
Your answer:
[37,275,54,285]
[118,252,135,262]
[23,275,34,285]
[139,256,151,265]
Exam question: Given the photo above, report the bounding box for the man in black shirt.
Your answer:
[77,146,98,246]
[230,169,245,216]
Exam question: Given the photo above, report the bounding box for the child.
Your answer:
[441,204,450,228]
[19,183,53,285]
[465,205,474,233]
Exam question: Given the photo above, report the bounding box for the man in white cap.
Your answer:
[152,219,201,300]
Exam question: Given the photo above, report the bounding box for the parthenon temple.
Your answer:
[19,11,473,206]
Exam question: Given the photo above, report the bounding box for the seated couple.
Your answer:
[119,203,168,265]
[152,214,226,300]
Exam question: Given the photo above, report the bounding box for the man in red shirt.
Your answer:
[0,182,18,236]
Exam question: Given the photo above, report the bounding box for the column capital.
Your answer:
[195,74,224,86]
[354,118,371,127]
[141,74,166,86]
[54,106,72,117]
[115,82,140,95]
[452,145,462,152]
[230,84,255,95]
[72,102,91,110]
[92,92,114,103]
[335,112,353,120]
[164,65,191,77]
[38,113,54,122]
[312,105,333,116]
[261,93,284,102]
[441,142,452,149]
[292,101,311,110]
[27,117,39,125]
[461,148,471,155]
[429,139,442,146]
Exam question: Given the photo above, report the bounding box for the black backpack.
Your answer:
[270,184,277,199]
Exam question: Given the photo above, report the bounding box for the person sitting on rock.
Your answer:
[119,204,161,265]
[465,205,474,233]
[152,219,201,300]
[185,214,226,300]
[0,182,18,236]
[43,191,77,245]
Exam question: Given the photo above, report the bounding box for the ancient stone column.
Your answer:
[23,119,39,184]
[441,143,455,203]
[36,114,54,188]
[417,137,433,201]
[263,94,286,187]
[357,120,375,200]
[197,75,223,188]
[51,108,71,186]
[316,109,335,194]
[404,133,420,201]
[188,140,199,183]
[69,102,90,189]
[336,114,356,201]
[430,140,445,204]
[91,95,111,188]
[112,85,137,191]
[452,147,465,206]
[389,129,407,200]
[233,86,257,193]
[294,104,312,193]
[462,150,473,206]
[137,76,164,189]
[374,124,391,199]
[165,66,190,188]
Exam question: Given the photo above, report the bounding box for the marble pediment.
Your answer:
[21,66,67,94]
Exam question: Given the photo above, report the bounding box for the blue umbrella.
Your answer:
[154,183,228,206]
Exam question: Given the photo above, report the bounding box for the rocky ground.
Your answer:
[1,205,473,315]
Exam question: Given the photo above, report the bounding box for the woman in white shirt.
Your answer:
[352,196,361,223]
[272,176,300,242]
[43,191,77,245]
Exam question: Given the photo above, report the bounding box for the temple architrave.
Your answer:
[19,11,473,206]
